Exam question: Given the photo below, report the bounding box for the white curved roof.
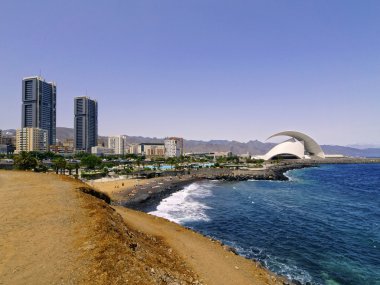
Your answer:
[260,139,305,160]
[267,131,325,158]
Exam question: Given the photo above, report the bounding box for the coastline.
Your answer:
[88,163,316,284]
[91,162,316,210]
[87,160,380,285]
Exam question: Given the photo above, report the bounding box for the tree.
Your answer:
[53,157,67,174]
[14,152,38,170]
[74,163,80,175]
[66,163,74,175]
[80,154,102,170]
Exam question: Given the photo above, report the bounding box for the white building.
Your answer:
[108,135,127,155]
[254,131,325,160]
[16,127,48,153]
[164,137,184,157]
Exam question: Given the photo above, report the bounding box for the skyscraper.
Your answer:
[21,76,56,145]
[74,97,98,152]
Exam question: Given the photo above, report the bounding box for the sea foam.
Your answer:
[149,182,214,223]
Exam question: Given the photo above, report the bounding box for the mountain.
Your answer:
[56,127,74,141]
[321,145,380,158]
[3,127,380,157]
[346,144,380,149]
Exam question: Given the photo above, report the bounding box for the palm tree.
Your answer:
[66,164,74,176]
[14,151,38,170]
[74,163,80,176]
[53,157,67,174]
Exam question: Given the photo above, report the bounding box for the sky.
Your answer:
[0,0,379,146]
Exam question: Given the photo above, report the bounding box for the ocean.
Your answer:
[148,164,380,285]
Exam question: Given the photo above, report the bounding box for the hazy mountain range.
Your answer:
[3,127,380,157]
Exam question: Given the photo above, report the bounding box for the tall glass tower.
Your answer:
[74,97,98,152]
[21,76,56,145]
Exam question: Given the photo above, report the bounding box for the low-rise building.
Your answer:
[2,135,16,147]
[138,143,165,157]
[164,137,184,157]
[15,127,48,153]
[129,144,139,155]
[0,144,7,154]
[63,138,74,148]
[49,145,75,155]
[214,151,233,158]
[91,146,114,156]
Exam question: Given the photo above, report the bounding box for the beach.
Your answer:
[90,163,314,209]
[0,170,292,284]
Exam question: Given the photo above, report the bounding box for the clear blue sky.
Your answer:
[1,0,379,145]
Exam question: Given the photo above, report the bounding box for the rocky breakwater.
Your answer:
[196,163,316,182]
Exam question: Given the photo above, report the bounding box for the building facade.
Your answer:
[108,135,127,155]
[16,128,48,153]
[74,97,98,152]
[91,146,114,156]
[138,143,165,157]
[49,145,74,155]
[164,137,184,157]
[129,144,139,155]
[0,129,2,144]
[22,76,56,145]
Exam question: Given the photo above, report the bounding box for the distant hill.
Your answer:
[321,145,380,158]
[347,144,380,149]
[3,127,380,157]
[56,127,74,141]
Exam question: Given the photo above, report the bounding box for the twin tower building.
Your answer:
[19,76,97,152]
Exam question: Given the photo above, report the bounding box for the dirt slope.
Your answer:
[0,171,200,284]
[115,207,290,285]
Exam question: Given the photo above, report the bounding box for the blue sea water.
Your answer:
[149,164,380,285]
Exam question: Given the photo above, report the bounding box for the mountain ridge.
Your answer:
[2,127,380,157]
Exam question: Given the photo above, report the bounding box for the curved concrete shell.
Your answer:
[267,131,325,159]
[261,139,305,160]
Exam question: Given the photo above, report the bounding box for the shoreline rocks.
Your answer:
[120,163,316,211]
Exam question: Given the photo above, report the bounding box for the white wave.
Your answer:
[149,182,214,223]
[283,170,294,181]
[262,255,313,285]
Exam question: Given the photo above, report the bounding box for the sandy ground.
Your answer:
[90,177,152,196]
[0,170,290,285]
[115,207,290,285]
[0,171,91,284]
[0,171,201,285]
[91,175,199,205]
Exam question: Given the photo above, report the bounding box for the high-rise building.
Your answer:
[108,135,127,155]
[16,127,48,153]
[164,137,184,157]
[21,76,56,145]
[74,97,98,152]
[0,129,2,144]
